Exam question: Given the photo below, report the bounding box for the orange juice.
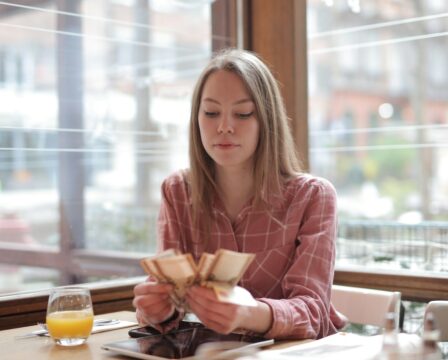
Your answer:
[46,310,94,339]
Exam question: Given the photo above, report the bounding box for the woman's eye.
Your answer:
[236,112,253,119]
[204,111,219,117]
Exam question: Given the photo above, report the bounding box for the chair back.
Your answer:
[425,301,448,341]
[331,284,401,328]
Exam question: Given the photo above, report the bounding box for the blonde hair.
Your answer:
[188,49,302,240]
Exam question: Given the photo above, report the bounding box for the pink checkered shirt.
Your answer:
[157,170,346,339]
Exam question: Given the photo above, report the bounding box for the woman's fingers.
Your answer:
[134,293,174,324]
[186,286,241,333]
[133,292,170,309]
[137,301,175,325]
[132,282,172,309]
[187,286,235,315]
[141,299,173,318]
[132,281,175,324]
[191,305,238,334]
[133,282,173,296]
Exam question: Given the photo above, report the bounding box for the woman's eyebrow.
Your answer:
[202,98,253,105]
[233,98,253,105]
[203,97,220,104]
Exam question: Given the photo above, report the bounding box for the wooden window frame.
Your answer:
[245,0,309,171]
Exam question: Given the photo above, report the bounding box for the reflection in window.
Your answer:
[0,0,214,294]
[308,0,448,274]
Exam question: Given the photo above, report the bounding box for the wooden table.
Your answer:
[1,311,304,359]
[1,311,140,360]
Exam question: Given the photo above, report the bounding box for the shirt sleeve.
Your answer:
[157,176,186,253]
[257,178,345,339]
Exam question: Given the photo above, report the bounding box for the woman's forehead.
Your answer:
[201,70,253,103]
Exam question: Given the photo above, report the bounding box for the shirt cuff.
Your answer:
[256,297,289,339]
[257,297,341,339]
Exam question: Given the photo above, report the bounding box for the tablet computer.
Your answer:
[102,324,274,360]
[128,321,204,338]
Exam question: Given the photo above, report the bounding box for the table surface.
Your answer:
[0,311,305,360]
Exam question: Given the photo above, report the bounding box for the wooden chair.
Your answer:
[331,284,401,329]
[425,301,448,341]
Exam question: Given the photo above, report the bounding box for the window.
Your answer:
[308,0,448,275]
[0,48,32,88]
[0,0,219,295]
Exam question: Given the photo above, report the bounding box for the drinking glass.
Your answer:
[46,287,94,346]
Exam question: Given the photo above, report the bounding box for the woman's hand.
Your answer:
[185,286,251,334]
[133,280,175,325]
[186,286,273,334]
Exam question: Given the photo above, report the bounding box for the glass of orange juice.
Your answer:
[46,287,94,346]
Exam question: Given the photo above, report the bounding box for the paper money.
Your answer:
[140,249,256,308]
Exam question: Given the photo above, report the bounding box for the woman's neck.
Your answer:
[215,166,255,221]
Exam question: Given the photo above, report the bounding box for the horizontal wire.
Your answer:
[309,29,448,54]
[0,125,164,137]
[2,141,447,154]
[0,1,229,42]
[0,23,209,80]
[310,123,448,136]
[0,21,196,52]
[310,142,448,153]
[0,147,176,154]
[0,155,184,169]
[99,53,210,78]
[0,140,180,151]
[3,123,446,138]
[94,63,205,83]
[0,145,180,155]
[3,123,446,142]
[308,11,448,39]
[136,142,186,149]
[0,141,181,150]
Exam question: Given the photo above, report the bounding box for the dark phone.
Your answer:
[128,321,204,338]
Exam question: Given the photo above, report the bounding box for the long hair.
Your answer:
[188,49,302,242]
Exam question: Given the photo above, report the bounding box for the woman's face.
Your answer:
[198,70,260,172]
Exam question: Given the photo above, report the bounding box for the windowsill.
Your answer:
[3,267,448,330]
[0,277,145,330]
[334,268,448,302]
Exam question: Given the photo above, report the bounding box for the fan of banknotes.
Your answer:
[140,249,257,309]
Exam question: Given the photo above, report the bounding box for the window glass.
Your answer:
[307,0,448,273]
[0,0,214,294]
[0,265,58,293]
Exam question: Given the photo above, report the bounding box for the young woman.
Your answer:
[133,49,346,340]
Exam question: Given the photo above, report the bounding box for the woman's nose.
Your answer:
[217,114,234,134]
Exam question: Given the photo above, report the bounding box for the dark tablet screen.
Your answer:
[104,326,272,359]
[128,321,204,338]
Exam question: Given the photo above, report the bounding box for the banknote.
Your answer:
[140,249,256,308]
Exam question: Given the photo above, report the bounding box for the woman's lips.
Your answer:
[214,143,239,149]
